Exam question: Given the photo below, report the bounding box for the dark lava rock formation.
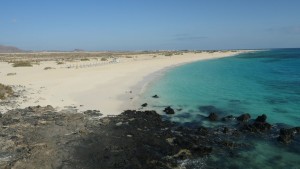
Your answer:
[0,106,242,169]
[1,106,298,169]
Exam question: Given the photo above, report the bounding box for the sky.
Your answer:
[0,0,300,51]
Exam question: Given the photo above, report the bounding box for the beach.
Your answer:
[0,51,246,115]
[1,49,300,169]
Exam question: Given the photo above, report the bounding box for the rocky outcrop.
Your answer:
[241,114,272,132]
[0,106,231,169]
[0,106,297,169]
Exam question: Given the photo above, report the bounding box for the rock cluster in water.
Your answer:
[1,105,299,169]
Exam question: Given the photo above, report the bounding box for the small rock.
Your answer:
[152,95,159,98]
[208,113,218,121]
[141,103,148,107]
[163,106,175,114]
[255,114,267,123]
[237,113,251,122]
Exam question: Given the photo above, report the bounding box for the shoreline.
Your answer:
[122,51,253,112]
[0,50,254,115]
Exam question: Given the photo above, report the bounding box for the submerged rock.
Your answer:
[221,115,234,122]
[277,127,300,144]
[199,105,223,114]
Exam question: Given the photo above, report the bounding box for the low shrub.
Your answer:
[101,58,108,61]
[12,61,32,67]
[0,83,13,100]
[80,58,90,61]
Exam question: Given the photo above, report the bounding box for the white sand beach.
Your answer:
[0,51,247,115]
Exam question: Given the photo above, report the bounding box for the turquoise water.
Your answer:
[140,49,300,168]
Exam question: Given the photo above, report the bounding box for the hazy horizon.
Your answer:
[1,0,300,51]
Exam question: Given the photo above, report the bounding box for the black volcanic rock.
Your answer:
[208,112,218,121]
[163,106,175,114]
[141,103,148,107]
[241,114,272,132]
[0,105,296,169]
[255,114,267,123]
[277,127,300,144]
[0,106,225,169]
[152,95,159,98]
[237,113,251,122]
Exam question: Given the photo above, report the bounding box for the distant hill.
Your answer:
[0,45,25,53]
[73,49,85,52]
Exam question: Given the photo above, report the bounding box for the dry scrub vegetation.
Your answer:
[0,83,13,100]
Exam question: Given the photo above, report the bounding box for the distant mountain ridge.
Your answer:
[0,45,25,53]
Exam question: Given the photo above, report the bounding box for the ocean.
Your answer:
[139,49,300,168]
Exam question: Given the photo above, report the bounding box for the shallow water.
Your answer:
[139,49,300,168]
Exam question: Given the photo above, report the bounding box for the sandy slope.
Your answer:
[0,51,247,115]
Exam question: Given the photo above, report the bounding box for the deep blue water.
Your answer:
[140,49,300,169]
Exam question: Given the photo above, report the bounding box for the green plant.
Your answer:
[101,57,108,61]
